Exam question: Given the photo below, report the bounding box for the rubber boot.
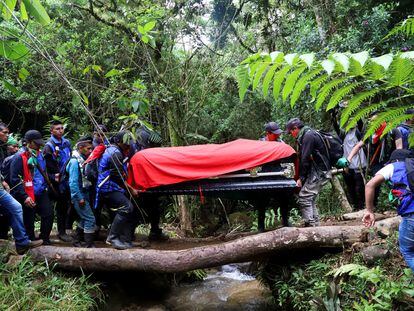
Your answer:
[72,227,83,247]
[83,233,95,248]
[106,214,123,245]
[148,228,170,242]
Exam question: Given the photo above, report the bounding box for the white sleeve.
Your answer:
[375,164,394,181]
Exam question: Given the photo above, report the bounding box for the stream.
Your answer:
[100,264,272,311]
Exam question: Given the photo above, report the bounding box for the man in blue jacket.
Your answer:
[43,120,72,242]
[66,136,96,247]
[97,131,138,250]
[363,149,414,272]
[10,130,54,245]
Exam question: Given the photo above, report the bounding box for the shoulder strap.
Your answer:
[405,158,414,193]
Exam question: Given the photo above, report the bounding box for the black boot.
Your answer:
[72,227,83,247]
[148,228,170,242]
[84,233,95,248]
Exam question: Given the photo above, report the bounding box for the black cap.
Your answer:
[24,130,44,146]
[285,118,303,132]
[112,131,132,145]
[76,135,93,144]
[264,122,283,135]
[389,149,411,162]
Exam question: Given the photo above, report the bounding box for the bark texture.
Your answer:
[13,217,400,273]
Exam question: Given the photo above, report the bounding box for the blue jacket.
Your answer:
[96,145,127,194]
[66,157,87,202]
[391,161,414,216]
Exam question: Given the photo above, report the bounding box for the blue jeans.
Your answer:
[0,189,30,247]
[399,216,414,272]
[73,196,96,233]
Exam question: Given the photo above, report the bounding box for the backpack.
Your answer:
[397,124,412,150]
[84,144,107,184]
[315,131,344,168]
[405,158,414,193]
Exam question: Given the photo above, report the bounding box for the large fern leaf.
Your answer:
[326,82,360,111]
[362,107,408,141]
[290,68,322,108]
[310,74,328,98]
[349,58,366,76]
[252,62,270,91]
[315,78,347,110]
[272,66,291,102]
[262,63,280,97]
[282,65,306,102]
[387,56,414,86]
[236,64,250,102]
[340,89,380,127]
[384,17,414,39]
[381,113,414,138]
[345,102,385,132]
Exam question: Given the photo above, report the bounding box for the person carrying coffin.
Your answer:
[97,131,138,250]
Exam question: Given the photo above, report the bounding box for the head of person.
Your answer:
[50,120,65,140]
[0,122,9,144]
[112,131,132,153]
[76,136,93,158]
[24,130,44,151]
[285,118,304,139]
[6,135,19,155]
[264,122,283,141]
[93,124,108,145]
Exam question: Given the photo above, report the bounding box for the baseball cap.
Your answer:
[285,118,303,133]
[24,130,44,146]
[264,122,283,135]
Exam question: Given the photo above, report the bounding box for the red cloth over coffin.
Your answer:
[127,139,296,190]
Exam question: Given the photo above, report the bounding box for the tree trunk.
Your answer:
[8,217,400,273]
[166,107,193,235]
[331,175,353,213]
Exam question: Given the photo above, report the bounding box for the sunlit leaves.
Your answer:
[22,0,51,25]
[0,40,29,60]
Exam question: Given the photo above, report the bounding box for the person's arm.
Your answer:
[67,159,83,202]
[9,155,29,203]
[363,174,385,227]
[346,141,364,162]
[299,132,315,183]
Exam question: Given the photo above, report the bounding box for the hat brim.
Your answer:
[33,138,45,146]
[270,129,283,135]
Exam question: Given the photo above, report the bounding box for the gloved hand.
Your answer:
[336,157,349,168]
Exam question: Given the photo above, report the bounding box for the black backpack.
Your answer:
[84,159,99,184]
[405,157,414,192]
[315,131,344,168]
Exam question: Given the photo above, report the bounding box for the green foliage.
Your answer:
[385,17,414,39]
[264,234,414,311]
[237,50,414,141]
[0,251,103,310]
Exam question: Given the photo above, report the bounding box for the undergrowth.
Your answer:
[257,233,414,310]
[0,249,104,311]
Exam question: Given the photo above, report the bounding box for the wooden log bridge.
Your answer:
[13,216,400,273]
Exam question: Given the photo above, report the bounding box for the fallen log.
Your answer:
[341,210,390,221]
[1,217,401,273]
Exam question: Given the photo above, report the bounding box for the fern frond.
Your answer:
[272,66,291,101]
[362,106,408,141]
[381,114,414,138]
[340,89,380,127]
[282,65,306,102]
[349,58,366,76]
[384,17,414,39]
[310,74,328,98]
[262,62,280,97]
[387,56,414,86]
[326,82,360,111]
[367,62,386,80]
[345,102,385,132]
[252,62,270,91]
[315,77,347,110]
[236,64,250,102]
[290,68,322,107]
